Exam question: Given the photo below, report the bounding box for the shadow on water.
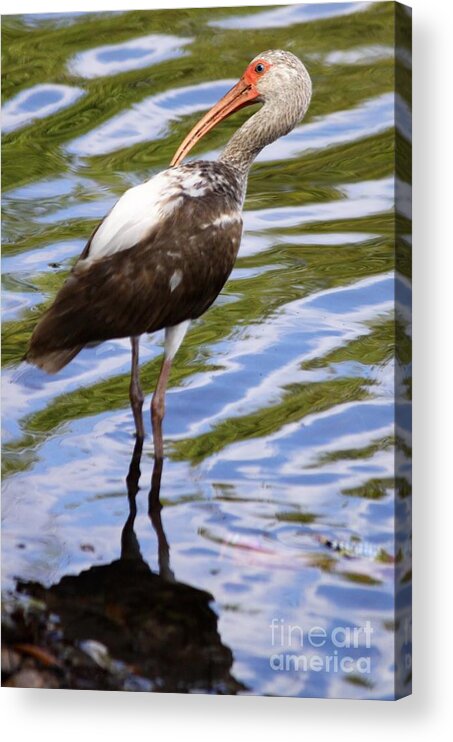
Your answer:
[14,442,244,694]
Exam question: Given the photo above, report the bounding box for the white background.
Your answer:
[1,0,452,738]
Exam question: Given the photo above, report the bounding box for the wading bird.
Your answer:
[26,50,312,459]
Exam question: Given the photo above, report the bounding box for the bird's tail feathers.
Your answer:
[25,345,83,374]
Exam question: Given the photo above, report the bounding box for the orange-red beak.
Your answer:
[170,77,260,167]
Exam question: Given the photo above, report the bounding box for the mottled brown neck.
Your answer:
[219,106,272,174]
[219,100,299,176]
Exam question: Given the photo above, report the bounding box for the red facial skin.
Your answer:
[243,59,272,87]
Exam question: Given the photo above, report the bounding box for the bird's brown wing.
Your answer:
[26,194,242,372]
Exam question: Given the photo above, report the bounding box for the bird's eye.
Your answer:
[255,62,265,73]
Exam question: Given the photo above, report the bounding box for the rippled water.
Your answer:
[1,3,411,698]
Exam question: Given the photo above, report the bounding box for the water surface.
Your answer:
[2,3,411,698]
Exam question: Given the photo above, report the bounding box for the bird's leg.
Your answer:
[129,336,145,440]
[150,321,190,462]
[151,356,173,461]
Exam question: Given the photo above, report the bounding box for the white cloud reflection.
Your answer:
[69,33,193,79]
[210,2,372,30]
[2,83,85,133]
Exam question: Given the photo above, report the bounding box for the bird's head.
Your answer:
[171,49,312,166]
[243,50,311,109]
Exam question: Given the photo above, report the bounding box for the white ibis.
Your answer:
[26,50,312,459]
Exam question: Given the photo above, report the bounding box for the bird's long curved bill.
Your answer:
[170,77,259,167]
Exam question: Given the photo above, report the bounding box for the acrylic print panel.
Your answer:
[1,2,412,699]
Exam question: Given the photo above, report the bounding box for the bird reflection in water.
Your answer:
[19,441,244,694]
